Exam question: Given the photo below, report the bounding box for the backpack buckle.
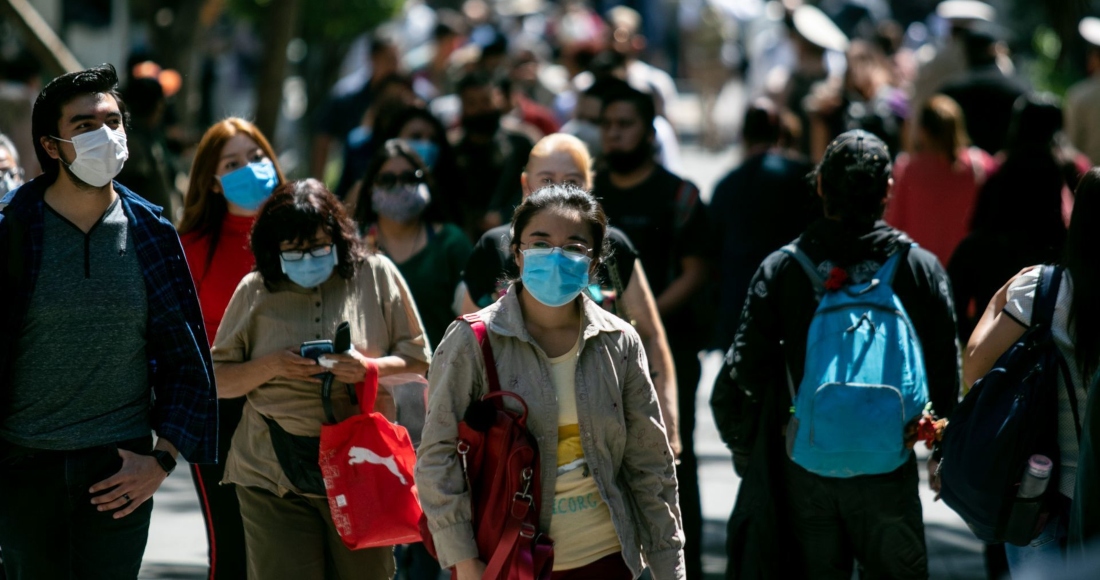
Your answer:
[520,523,537,539]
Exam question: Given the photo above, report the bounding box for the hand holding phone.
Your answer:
[299,340,334,379]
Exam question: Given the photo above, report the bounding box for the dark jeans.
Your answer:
[672,345,702,580]
[550,553,632,579]
[784,453,928,580]
[191,395,247,580]
[0,436,154,580]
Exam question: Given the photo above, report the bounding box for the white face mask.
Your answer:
[53,126,129,187]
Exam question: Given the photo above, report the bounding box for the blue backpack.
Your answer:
[781,242,929,478]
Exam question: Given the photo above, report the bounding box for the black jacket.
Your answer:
[710,218,961,578]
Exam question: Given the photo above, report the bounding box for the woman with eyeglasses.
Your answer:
[416,184,685,580]
[177,117,285,580]
[351,139,473,350]
[460,132,681,455]
[211,179,430,580]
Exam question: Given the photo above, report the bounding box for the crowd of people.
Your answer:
[3,0,1100,579]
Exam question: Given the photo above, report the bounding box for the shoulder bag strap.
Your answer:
[1035,265,1082,439]
[780,243,827,300]
[483,501,535,580]
[461,313,501,393]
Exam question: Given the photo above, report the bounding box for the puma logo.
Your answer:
[348,446,408,485]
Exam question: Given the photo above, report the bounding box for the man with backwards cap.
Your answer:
[1065,17,1100,165]
[712,130,960,578]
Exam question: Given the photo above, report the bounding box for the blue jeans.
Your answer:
[1005,495,1070,576]
[0,436,154,579]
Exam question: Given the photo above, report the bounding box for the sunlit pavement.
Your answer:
[139,143,986,579]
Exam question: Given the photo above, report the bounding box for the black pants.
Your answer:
[783,454,928,580]
[191,396,247,580]
[672,345,703,580]
[0,436,154,580]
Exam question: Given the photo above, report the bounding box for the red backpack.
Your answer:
[421,313,554,579]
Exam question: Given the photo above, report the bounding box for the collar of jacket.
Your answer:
[480,282,622,348]
[1,173,165,223]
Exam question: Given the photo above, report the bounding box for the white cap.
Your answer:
[1081,16,1100,47]
[935,1,996,23]
[496,0,545,17]
[792,5,849,53]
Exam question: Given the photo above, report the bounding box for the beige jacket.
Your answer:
[415,285,684,579]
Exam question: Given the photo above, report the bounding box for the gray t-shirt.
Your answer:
[2,197,151,450]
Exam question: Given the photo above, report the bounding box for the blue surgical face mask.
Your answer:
[520,248,592,307]
[404,139,440,169]
[219,161,277,211]
[280,250,338,288]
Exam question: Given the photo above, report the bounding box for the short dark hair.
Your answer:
[509,184,610,268]
[1006,92,1063,150]
[32,63,129,175]
[123,77,164,120]
[370,33,397,57]
[457,70,500,96]
[742,97,781,147]
[814,129,892,225]
[600,84,656,133]
[251,179,365,290]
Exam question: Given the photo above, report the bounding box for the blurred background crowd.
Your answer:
[4,1,1100,579]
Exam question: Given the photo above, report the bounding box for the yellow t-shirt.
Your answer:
[546,336,622,571]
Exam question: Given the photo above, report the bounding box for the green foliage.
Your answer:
[228,0,404,43]
[1028,26,1076,97]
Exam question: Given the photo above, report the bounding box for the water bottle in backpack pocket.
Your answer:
[781,243,929,478]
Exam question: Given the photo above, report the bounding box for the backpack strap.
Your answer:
[462,313,501,393]
[780,243,827,300]
[1034,265,1082,440]
[876,243,914,288]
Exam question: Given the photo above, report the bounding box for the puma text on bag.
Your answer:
[782,243,929,477]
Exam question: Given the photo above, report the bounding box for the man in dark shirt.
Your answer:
[711,130,960,578]
[451,72,534,238]
[0,64,216,579]
[940,26,1027,155]
[310,35,400,178]
[591,84,711,580]
[709,98,819,348]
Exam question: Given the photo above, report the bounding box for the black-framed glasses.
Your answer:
[519,240,592,258]
[280,244,335,261]
[375,170,424,189]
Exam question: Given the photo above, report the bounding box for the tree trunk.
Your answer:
[0,0,82,75]
[254,0,302,139]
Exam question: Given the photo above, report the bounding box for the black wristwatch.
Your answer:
[150,450,177,475]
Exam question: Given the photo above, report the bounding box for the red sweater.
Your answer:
[181,213,256,346]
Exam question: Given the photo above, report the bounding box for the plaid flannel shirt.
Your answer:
[0,174,218,463]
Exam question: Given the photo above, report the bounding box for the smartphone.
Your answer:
[334,321,351,353]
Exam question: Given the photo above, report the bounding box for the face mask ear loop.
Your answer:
[332,246,339,267]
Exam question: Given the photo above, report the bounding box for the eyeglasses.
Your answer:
[280,244,334,261]
[375,170,424,189]
[519,240,592,257]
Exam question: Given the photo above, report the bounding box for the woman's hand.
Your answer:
[265,349,321,383]
[324,350,373,385]
[454,559,487,580]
